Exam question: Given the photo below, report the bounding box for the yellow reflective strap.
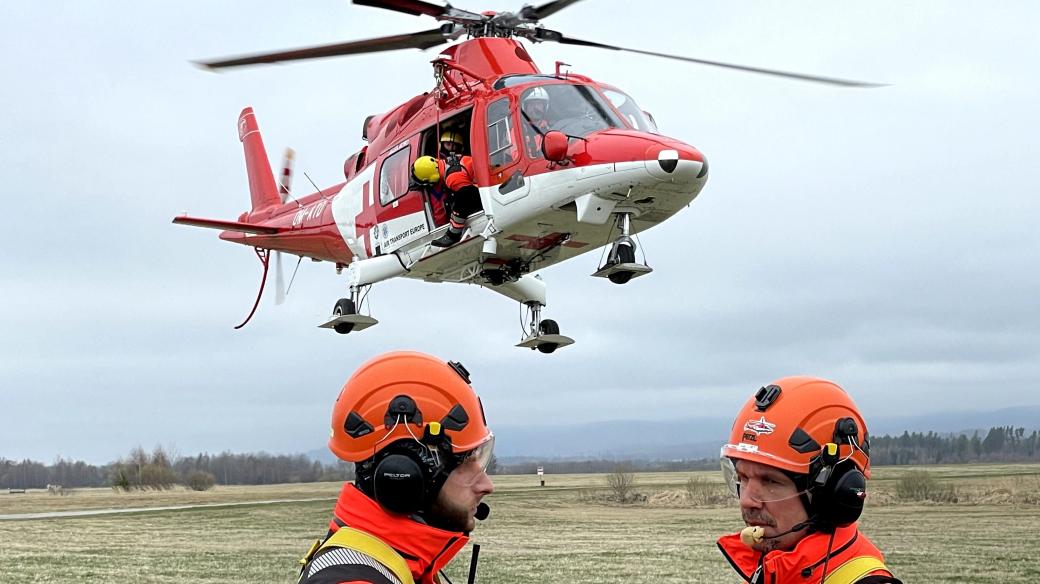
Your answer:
[319,527,415,584]
[299,538,322,566]
[823,555,889,584]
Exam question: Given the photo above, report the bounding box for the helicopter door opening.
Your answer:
[416,108,481,228]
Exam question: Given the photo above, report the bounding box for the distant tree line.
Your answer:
[4,426,1038,489]
[499,458,717,475]
[0,447,353,490]
[869,426,1040,465]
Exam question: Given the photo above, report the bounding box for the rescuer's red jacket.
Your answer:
[717,524,901,584]
[427,155,475,225]
[438,155,474,192]
[299,483,469,584]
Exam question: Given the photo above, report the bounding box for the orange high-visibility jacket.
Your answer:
[299,484,469,584]
[717,524,901,584]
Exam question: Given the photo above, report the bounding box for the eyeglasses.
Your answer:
[721,456,807,503]
[446,433,495,487]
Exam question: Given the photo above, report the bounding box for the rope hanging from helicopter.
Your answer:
[234,247,272,329]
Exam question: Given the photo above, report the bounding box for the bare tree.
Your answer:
[606,465,636,503]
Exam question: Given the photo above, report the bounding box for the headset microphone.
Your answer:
[740,526,765,546]
[475,502,490,521]
[739,521,810,548]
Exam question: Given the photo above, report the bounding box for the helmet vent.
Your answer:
[448,360,471,384]
[385,395,423,427]
[788,427,821,454]
[754,385,782,411]
[440,403,470,431]
[345,411,375,438]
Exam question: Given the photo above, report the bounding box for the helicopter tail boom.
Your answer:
[237,107,282,213]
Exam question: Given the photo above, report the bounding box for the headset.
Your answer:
[369,439,450,515]
[804,417,868,532]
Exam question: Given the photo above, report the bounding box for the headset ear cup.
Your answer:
[373,454,426,514]
[829,468,866,526]
[811,461,866,529]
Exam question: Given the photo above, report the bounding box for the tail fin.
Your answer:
[237,107,281,212]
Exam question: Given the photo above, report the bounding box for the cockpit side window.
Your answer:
[486,97,515,169]
[602,89,659,133]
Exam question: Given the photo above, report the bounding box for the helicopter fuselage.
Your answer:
[215,38,707,288]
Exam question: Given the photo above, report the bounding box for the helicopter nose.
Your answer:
[644,144,706,182]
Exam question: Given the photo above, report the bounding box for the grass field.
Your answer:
[1,464,1038,583]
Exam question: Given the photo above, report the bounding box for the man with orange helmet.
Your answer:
[412,130,482,248]
[298,351,495,584]
[717,377,902,584]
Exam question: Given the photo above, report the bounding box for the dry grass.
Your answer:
[1,464,1038,583]
[0,482,341,515]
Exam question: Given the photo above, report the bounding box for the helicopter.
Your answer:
[174,0,879,353]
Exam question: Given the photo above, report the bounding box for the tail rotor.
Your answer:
[274,147,295,306]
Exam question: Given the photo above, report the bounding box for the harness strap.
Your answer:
[823,555,890,584]
[299,527,414,584]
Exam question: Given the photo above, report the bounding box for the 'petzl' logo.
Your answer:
[743,416,776,435]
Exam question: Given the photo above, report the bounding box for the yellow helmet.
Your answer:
[412,155,440,184]
[440,130,464,146]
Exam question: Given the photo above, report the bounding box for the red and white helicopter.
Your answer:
[175,0,878,353]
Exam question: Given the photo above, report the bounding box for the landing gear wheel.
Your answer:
[536,319,560,353]
[615,243,635,265]
[537,342,559,354]
[333,298,356,334]
[608,243,636,285]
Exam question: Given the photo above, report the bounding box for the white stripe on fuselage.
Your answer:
[331,164,376,260]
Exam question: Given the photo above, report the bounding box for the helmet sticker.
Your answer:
[743,416,776,436]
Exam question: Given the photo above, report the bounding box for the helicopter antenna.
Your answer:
[304,172,328,201]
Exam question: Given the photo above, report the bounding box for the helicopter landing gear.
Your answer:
[319,287,379,334]
[515,301,575,354]
[319,254,410,334]
[592,211,653,284]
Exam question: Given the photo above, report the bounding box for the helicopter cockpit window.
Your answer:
[492,74,555,90]
[486,97,515,168]
[602,89,659,133]
[520,84,622,158]
[378,146,411,206]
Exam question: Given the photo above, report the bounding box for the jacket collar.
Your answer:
[717,524,860,582]
[332,483,470,583]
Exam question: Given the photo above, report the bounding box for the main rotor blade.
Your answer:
[353,0,448,18]
[540,31,885,88]
[522,0,584,21]
[353,0,485,23]
[197,28,453,69]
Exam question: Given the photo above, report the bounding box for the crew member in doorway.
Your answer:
[297,351,495,584]
[716,377,902,584]
[412,130,482,248]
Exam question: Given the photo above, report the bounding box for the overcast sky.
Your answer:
[2,1,1038,463]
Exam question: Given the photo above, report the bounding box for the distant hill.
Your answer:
[310,406,1040,462]
[493,405,1040,460]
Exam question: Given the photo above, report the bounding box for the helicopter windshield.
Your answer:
[519,84,622,157]
[601,88,659,133]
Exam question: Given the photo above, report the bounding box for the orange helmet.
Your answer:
[329,351,493,463]
[721,376,870,478]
